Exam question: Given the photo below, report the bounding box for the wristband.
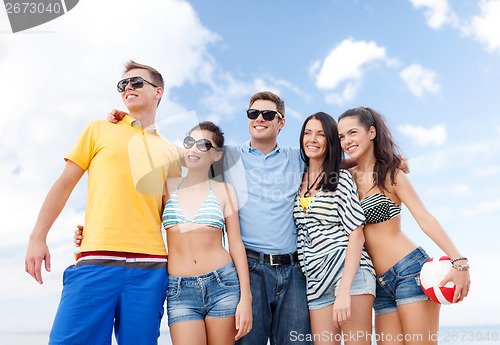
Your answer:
[452,263,470,271]
[451,256,468,263]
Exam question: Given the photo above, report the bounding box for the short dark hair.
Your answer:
[249,91,285,117]
[123,60,164,106]
[123,60,164,89]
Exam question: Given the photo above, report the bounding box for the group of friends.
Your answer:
[25,61,471,345]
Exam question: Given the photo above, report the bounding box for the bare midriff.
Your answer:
[364,215,418,275]
[166,224,232,277]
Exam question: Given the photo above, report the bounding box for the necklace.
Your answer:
[304,169,324,197]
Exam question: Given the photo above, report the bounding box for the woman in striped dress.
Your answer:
[294,112,376,345]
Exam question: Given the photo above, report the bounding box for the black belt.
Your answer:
[246,248,298,266]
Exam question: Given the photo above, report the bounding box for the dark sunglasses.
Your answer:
[117,76,158,92]
[183,136,217,152]
[246,109,283,121]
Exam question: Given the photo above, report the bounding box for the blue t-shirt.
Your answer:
[224,141,305,254]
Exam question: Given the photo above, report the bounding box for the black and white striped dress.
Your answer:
[293,169,375,303]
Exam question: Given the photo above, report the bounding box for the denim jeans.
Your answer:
[236,257,312,345]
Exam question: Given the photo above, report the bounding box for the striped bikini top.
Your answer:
[162,179,225,231]
[360,193,401,224]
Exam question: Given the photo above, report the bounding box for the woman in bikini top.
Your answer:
[353,165,402,224]
[163,177,225,231]
[338,107,470,345]
[162,121,252,344]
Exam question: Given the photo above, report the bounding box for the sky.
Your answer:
[1,0,499,334]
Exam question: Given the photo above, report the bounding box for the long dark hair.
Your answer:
[299,112,343,192]
[338,107,401,192]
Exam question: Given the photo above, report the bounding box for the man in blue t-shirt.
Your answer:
[224,91,312,345]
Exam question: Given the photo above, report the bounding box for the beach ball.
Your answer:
[419,256,456,304]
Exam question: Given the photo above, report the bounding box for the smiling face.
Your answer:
[120,68,162,111]
[338,115,376,159]
[302,118,327,162]
[247,99,285,144]
[184,129,222,170]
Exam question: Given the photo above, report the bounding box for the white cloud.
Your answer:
[309,59,321,77]
[200,72,253,123]
[398,123,447,146]
[410,0,500,55]
[400,64,441,98]
[468,0,500,54]
[312,37,389,105]
[409,0,458,29]
[0,0,224,333]
[314,38,387,89]
[325,81,360,105]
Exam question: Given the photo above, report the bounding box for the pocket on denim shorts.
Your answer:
[166,281,181,300]
[397,259,422,278]
[217,270,240,290]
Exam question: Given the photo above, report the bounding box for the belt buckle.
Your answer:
[269,254,280,266]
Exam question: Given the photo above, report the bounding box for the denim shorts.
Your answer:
[373,246,431,316]
[166,262,240,326]
[308,266,376,310]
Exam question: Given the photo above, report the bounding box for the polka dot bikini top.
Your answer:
[360,193,401,224]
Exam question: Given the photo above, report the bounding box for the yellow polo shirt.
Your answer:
[65,115,181,255]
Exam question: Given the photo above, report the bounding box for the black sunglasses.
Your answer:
[246,109,283,121]
[183,136,217,152]
[117,76,158,92]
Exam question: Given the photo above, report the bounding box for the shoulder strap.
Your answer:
[176,178,186,190]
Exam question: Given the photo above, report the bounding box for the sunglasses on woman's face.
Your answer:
[183,136,217,152]
[246,109,283,121]
[117,76,158,92]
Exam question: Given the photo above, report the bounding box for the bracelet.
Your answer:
[452,263,470,271]
[451,256,468,263]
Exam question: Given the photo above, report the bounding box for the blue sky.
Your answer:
[1,0,499,333]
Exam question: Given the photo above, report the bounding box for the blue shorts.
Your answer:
[308,266,376,310]
[373,246,431,316]
[49,254,168,345]
[166,262,240,326]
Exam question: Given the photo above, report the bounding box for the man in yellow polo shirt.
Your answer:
[25,60,181,345]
